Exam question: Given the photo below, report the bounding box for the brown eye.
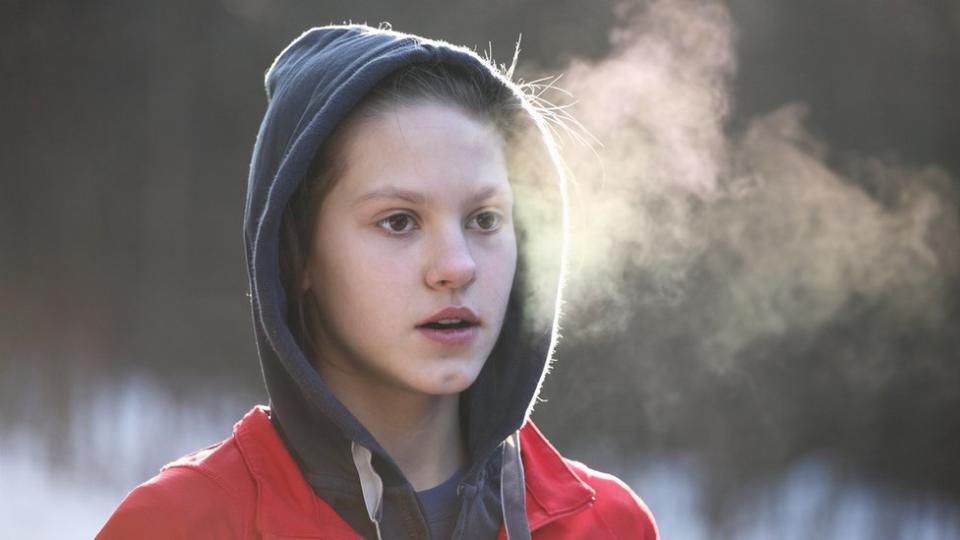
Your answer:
[378,213,417,234]
[469,211,501,231]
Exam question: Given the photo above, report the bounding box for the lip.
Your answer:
[416,306,481,327]
[416,306,481,347]
[417,325,479,346]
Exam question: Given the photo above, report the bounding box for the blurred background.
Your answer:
[1,0,958,538]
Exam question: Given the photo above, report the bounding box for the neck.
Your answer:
[318,364,467,492]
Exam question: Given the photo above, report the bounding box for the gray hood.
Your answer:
[243,24,567,538]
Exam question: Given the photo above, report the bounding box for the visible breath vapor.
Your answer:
[527,0,959,366]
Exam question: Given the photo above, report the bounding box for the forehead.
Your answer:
[332,101,510,200]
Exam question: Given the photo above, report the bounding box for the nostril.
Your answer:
[428,261,476,289]
[425,233,478,289]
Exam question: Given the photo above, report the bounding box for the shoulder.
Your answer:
[97,437,256,540]
[564,458,660,539]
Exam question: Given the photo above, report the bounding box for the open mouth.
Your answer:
[416,319,479,346]
[418,320,476,330]
[416,307,481,346]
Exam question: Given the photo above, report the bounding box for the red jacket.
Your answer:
[98,406,658,539]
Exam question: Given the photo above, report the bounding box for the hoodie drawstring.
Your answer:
[353,433,529,540]
[500,431,531,540]
[351,442,384,540]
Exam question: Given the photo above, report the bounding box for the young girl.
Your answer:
[99,25,658,539]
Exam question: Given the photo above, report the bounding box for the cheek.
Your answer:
[479,236,518,296]
[322,239,417,322]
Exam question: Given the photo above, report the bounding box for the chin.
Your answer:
[416,364,483,396]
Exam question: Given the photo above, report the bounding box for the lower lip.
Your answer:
[417,325,479,346]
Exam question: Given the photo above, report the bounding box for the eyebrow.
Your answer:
[351,184,505,207]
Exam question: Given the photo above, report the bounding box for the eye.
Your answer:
[467,211,502,231]
[377,212,418,234]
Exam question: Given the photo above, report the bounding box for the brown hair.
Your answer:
[279,61,527,359]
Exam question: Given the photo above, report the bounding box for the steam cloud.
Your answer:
[533,0,960,369]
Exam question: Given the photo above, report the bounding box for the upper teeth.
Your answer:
[437,319,462,324]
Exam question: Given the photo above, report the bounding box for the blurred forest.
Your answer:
[1,0,959,537]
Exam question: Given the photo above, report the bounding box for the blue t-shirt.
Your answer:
[417,467,466,539]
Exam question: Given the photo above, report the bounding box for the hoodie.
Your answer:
[243,24,565,539]
[99,24,659,540]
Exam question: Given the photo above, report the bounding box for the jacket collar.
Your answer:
[518,421,597,531]
[234,406,361,539]
[233,406,594,536]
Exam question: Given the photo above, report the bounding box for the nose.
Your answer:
[425,227,477,291]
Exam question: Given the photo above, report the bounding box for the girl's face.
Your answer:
[303,101,517,397]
